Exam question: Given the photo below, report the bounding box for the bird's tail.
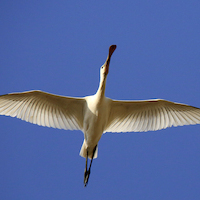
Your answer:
[79,140,98,159]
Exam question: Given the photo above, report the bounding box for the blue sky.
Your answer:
[1,1,200,199]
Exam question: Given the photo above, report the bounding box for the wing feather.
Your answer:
[105,99,200,133]
[0,90,85,131]
[48,105,55,128]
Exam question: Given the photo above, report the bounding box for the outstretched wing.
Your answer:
[105,99,200,133]
[0,90,85,130]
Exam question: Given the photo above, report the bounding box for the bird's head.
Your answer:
[100,45,117,77]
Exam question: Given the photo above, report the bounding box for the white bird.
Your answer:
[0,45,200,186]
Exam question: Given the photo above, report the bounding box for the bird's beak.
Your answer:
[105,45,117,75]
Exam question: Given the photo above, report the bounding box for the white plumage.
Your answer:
[0,45,200,186]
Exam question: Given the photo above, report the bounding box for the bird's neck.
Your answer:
[95,75,107,103]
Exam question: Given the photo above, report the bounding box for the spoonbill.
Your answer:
[0,45,200,186]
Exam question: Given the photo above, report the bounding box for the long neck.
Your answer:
[95,74,107,102]
[94,45,116,103]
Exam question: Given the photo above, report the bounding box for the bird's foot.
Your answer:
[84,168,90,187]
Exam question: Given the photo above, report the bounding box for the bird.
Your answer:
[0,45,200,186]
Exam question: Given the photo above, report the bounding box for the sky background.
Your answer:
[0,1,200,199]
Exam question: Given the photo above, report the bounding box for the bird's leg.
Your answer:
[84,145,97,187]
[88,145,97,173]
[84,149,89,186]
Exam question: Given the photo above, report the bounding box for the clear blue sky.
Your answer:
[1,1,200,199]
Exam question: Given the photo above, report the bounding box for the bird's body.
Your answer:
[81,95,111,159]
[0,45,200,186]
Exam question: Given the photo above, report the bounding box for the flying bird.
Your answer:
[0,45,200,186]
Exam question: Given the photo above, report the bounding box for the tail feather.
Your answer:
[79,140,98,159]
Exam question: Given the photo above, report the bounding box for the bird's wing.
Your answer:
[105,99,200,133]
[0,90,85,130]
